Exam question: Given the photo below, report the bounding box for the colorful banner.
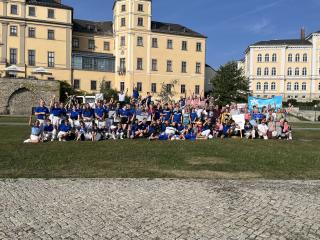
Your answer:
[248,96,282,111]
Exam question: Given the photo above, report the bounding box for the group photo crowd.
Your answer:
[24,89,293,143]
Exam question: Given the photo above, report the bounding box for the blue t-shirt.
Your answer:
[163,110,171,121]
[35,106,49,120]
[173,112,182,123]
[83,109,94,118]
[95,107,105,118]
[223,125,230,135]
[190,112,197,122]
[59,124,71,132]
[138,123,147,130]
[133,90,139,99]
[31,126,41,136]
[69,110,79,120]
[51,107,62,117]
[44,124,53,132]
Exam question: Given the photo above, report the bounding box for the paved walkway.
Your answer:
[0,179,319,240]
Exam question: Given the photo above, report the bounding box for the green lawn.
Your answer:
[0,124,319,180]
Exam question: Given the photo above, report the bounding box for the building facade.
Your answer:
[0,0,207,99]
[241,30,320,102]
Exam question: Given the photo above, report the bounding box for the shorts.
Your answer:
[30,135,40,141]
[121,117,128,124]
[52,116,61,127]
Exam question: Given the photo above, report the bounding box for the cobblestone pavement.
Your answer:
[0,179,319,240]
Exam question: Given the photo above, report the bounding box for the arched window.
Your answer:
[302,67,307,76]
[295,68,300,76]
[303,53,308,62]
[295,54,300,62]
[271,67,276,76]
[287,68,292,76]
[287,82,292,91]
[265,54,270,62]
[294,82,299,91]
[264,82,269,91]
[271,82,276,90]
[264,67,269,76]
[288,54,292,62]
[302,82,307,91]
[257,68,261,76]
[256,82,261,90]
[257,54,262,62]
[272,53,277,62]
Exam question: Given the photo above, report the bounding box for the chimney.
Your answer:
[300,27,306,40]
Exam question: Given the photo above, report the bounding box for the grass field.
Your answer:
[0,119,319,180]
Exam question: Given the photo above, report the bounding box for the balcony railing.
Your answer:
[117,67,126,75]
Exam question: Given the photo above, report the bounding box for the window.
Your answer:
[264,67,269,76]
[182,41,187,51]
[120,58,126,71]
[28,27,35,38]
[120,82,125,92]
[48,30,55,40]
[271,67,276,76]
[295,68,299,76]
[287,82,292,91]
[295,54,300,62]
[265,54,269,62]
[167,60,172,72]
[121,18,126,27]
[120,36,126,46]
[264,82,269,91]
[104,41,110,51]
[288,54,292,62]
[195,85,200,95]
[138,4,144,12]
[287,68,292,76]
[151,83,157,93]
[167,39,173,49]
[303,53,308,62]
[181,61,187,73]
[256,82,261,90]
[72,38,79,48]
[272,53,277,62]
[271,82,276,91]
[294,82,299,91]
[137,36,143,46]
[302,67,307,76]
[196,42,202,52]
[91,80,97,91]
[152,38,158,48]
[137,17,144,26]
[28,50,35,66]
[137,82,142,92]
[9,26,17,36]
[257,54,262,62]
[73,79,80,89]
[48,9,55,19]
[181,84,186,94]
[257,68,261,76]
[151,59,157,71]
[10,5,18,15]
[29,7,35,17]
[196,62,201,74]
[166,84,172,93]
[137,58,143,70]
[88,39,95,49]
[9,48,17,64]
[121,4,126,12]
[302,82,307,91]
[48,52,55,67]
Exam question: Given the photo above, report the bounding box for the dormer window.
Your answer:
[138,4,144,12]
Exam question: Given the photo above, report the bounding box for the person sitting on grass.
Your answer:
[43,118,54,142]
[57,119,72,142]
[24,116,42,144]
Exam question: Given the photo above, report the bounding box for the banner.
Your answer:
[248,96,282,111]
[232,114,245,130]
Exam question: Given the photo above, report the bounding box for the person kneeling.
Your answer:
[57,120,72,141]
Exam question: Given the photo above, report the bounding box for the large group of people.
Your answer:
[24,89,293,143]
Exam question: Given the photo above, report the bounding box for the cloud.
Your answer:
[245,18,273,34]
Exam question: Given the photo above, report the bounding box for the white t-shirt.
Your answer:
[118,93,125,102]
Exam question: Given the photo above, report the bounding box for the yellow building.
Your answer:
[0,0,207,99]
[241,29,320,102]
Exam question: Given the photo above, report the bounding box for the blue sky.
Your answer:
[64,0,320,69]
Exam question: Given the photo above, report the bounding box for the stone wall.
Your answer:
[0,78,60,115]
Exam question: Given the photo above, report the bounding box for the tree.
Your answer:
[210,61,249,105]
[100,80,119,101]
[158,79,179,103]
[59,81,86,102]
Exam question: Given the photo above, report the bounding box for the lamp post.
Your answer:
[315,104,318,122]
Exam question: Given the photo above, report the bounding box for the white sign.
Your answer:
[232,114,245,130]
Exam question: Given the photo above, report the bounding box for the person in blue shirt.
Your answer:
[172,110,182,124]
[50,101,62,127]
[95,101,106,129]
[43,119,54,142]
[57,119,72,141]
[136,119,148,137]
[24,115,42,143]
[132,87,139,101]
[34,99,49,124]
[82,103,94,128]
